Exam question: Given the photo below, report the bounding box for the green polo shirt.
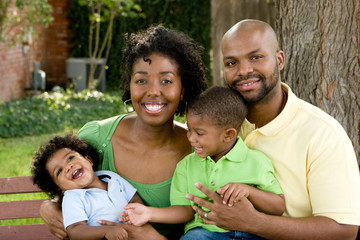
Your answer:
[170,137,283,233]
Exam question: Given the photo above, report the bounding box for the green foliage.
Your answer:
[0,0,53,46]
[68,0,211,90]
[0,90,125,138]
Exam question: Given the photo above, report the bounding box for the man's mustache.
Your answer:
[232,73,264,86]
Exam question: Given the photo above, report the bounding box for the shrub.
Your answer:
[0,90,125,138]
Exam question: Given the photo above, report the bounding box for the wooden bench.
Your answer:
[0,176,57,240]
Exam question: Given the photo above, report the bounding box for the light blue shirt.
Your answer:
[62,170,136,229]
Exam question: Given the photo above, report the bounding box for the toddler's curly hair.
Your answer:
[31,134,100,198]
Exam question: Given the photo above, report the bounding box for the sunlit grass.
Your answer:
[0,132,71,226]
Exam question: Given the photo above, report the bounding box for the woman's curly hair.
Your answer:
[120,24,208,116]
[31,134,100,199]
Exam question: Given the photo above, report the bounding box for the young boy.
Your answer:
[31,134,143,240]
[120,86,285,240]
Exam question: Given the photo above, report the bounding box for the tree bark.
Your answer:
[275,0,360,166]
[211,0,275,86]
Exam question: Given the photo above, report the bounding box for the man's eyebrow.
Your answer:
[223,49,262,61]
[248,49,261,55]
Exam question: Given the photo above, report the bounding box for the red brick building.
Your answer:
[0,0,71,102]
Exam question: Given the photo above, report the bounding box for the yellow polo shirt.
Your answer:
[240,83,360,225]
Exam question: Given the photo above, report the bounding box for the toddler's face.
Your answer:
[186,113,228,162]
[46,148,97,191]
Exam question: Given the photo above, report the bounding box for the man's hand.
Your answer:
[185,182,257,231]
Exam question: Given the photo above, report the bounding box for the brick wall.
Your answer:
[0,0,71,102]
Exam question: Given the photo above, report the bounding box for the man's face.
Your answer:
[222,29,284,104]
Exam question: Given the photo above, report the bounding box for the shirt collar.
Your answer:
[202,137,248,163]
[242,82,299,137]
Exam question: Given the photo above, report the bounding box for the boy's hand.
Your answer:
[119,203,150,226]
[217,183,250,206]
[104,226,128,240]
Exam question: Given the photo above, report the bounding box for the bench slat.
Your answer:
[0,224,58,240]
[0,176,42,194]
[0,199,45,220]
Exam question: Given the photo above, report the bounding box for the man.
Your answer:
[186,19,360,239]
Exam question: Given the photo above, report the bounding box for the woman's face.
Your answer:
[130,53,184,126]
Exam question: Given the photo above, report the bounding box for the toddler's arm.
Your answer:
[120,203,194,226]
[217,183,285,215]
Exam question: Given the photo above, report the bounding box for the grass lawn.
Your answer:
[0,131,76,226]
[0,131,78,177]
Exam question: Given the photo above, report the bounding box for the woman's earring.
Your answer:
[124,99,134,113]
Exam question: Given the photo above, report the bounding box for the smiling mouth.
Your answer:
[143,103,166,113]
[241,81,255,86]
[72,169,83,179]
[194,147,203,154]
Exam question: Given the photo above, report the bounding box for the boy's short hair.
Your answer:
[187,86,247,131]
[31,134,100,198]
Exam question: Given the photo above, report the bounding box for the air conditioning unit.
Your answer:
[31,61,46,94]
[66,58,106,92]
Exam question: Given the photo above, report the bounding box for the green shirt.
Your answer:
[171,137,283,233]
[77,115,179,237]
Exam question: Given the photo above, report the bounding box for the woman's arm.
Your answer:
[218,183,285,215]
[39,199,68,239]
[98,221,168,240]
[66,222,127,240]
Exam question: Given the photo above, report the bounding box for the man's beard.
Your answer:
[232,63,279,104]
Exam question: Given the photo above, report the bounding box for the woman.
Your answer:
[40,25,207,240]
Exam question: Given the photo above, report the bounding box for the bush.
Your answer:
[0,90,125,138]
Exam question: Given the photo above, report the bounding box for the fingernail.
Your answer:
[194,182,200,187]
[186,194,191,199]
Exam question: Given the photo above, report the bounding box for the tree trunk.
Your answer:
[275,0,360,166]
[211,0,275,86]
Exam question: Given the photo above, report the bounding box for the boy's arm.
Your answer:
[66,221,128,240]
[218,183,285,216]
[121,203,194,226]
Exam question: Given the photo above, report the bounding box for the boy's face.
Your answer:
[46,148,97,191]
[186,113,230,162]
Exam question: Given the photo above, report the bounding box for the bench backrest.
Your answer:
[0,176,58,240]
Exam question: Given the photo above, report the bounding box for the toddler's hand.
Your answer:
[119,203,150,226]
[217,183,250,206]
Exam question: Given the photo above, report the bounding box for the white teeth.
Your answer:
[242,82,254,86]
[72,170,78,176]
[145,104,164,111]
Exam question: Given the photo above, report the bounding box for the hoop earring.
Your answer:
[124,99,134,113]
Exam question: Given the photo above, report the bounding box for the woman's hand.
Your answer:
[99,220,167,240]
[40,199,69,239]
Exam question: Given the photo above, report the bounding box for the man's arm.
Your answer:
[187,182,358,240]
